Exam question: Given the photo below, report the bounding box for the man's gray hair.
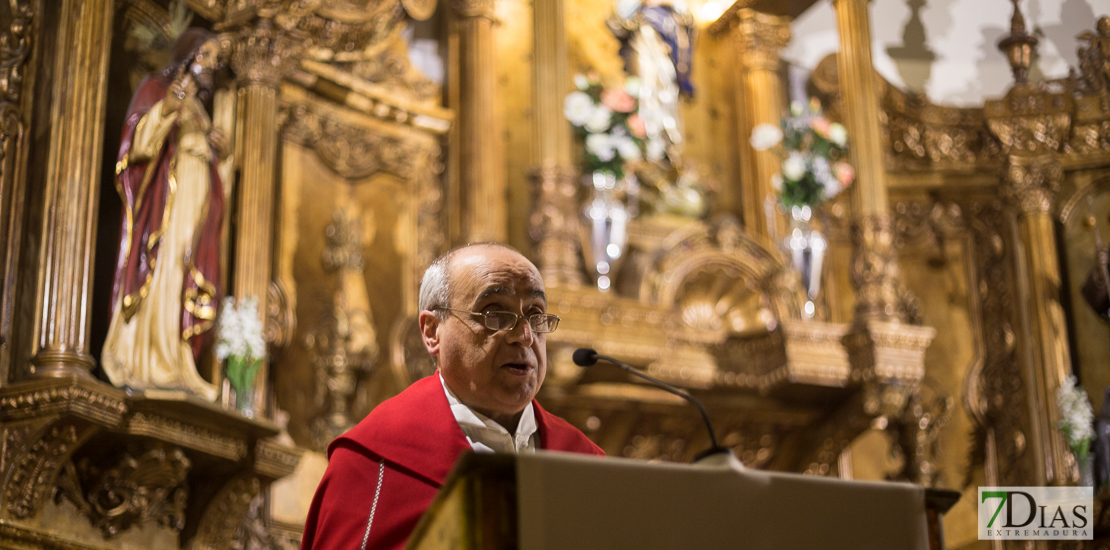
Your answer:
[417,242,522,315]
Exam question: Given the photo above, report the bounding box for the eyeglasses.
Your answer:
[434,307,560,333]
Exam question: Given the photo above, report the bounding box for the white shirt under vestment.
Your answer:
[439,373,538,453]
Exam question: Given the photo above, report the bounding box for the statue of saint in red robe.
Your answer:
[101,29,231,401]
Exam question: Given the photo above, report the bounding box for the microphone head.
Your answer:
[572,348,599,367]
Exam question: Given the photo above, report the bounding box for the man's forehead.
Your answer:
[475,283,547,304]
[450,247,545,303]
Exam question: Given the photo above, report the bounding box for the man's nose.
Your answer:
[505,317,534,345]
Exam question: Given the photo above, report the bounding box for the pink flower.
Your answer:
[809,116,830,137]
[627,113,647,138]
[834,162,855,187]
[602,89,636,113]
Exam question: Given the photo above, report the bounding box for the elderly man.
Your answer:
[301,243,604,550]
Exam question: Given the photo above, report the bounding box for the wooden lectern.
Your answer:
[407,451,959,550]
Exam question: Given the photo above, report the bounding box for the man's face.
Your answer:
[420,247,549,424]
[190,39,219,91]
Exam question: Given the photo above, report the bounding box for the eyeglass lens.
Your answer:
[484,312,558,333]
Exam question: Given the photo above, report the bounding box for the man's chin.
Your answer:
[494,379,540,406]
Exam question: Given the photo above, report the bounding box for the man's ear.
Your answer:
[418,310,441,357]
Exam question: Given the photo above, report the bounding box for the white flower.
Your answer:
[770,173,783,192]
[584,105,612,133]
[615,136,641,161]
[645,138,666,162]
[821,173,840,198]
[1057,375,1095,448]
[564,91,595,127]
[624,76,642,98]
[782,152,806,181]
[217,295,267,363]
[574,74,589,91]
[216,297,239,361]
[790,100,804,116]
[750,123,783,151]
[237,297,266,361]
[829,123,848,147]
[813,157,841,199]
[812,156,831,182]
[586,133,615,161]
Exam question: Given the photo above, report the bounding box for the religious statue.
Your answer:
[605,0,708,219]
[608,0,695,164]
[1083,247,1110,321]
[1073,16,1110,97]
[101,29,231,401]
[1096,388,1110,489]
[1084,216,1110,487]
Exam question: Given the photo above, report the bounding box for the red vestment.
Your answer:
[301,374,604,550]
[111,74,224,358]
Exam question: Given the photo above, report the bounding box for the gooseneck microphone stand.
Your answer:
[572,348,730,462]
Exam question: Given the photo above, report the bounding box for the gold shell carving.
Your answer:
[55,443,191,538]
[402,0,437,21]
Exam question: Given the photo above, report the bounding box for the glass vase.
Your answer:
[232,384,255,419]
[226,355,261,419]
[783,205,826,319]
[1079,452,1095,487]
[581,171,637,292]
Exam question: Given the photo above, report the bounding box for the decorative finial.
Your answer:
[999,0,1038,83]
[998,0,1039,84]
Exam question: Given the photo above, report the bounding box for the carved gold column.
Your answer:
[986,93,1073,486]
[31,0,115,377]
[833,0,910,323]
[832,0,934,465]
[453,0,507,243]
[230,21,294,411]
[529,0,582,285]
[732,9,790,242]
[1005,154,1070,486]
[984,0,1073,487]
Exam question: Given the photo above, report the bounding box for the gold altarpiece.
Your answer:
[0,0,1108,548]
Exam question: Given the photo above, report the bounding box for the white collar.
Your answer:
[440,373,538,453]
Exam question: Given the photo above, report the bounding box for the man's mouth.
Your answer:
[501,362,532,375]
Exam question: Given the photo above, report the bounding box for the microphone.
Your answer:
[572,348,729,461]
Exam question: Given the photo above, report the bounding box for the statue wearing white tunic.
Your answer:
[102,30,230,401]
[608,0,695,163]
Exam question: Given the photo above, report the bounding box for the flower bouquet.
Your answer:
[750,100,854,317]
[216,296,266,417]
[750,99,854,209]
[1057,375,1095,485]
[564,74,652,291]
[564,74,649,180]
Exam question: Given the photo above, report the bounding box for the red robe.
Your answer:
[301,375,604,550]
[111,74,225,358]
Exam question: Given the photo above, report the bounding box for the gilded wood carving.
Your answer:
[0,0,32,377]
[811,55,1003,175]
[55,443,191,538]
